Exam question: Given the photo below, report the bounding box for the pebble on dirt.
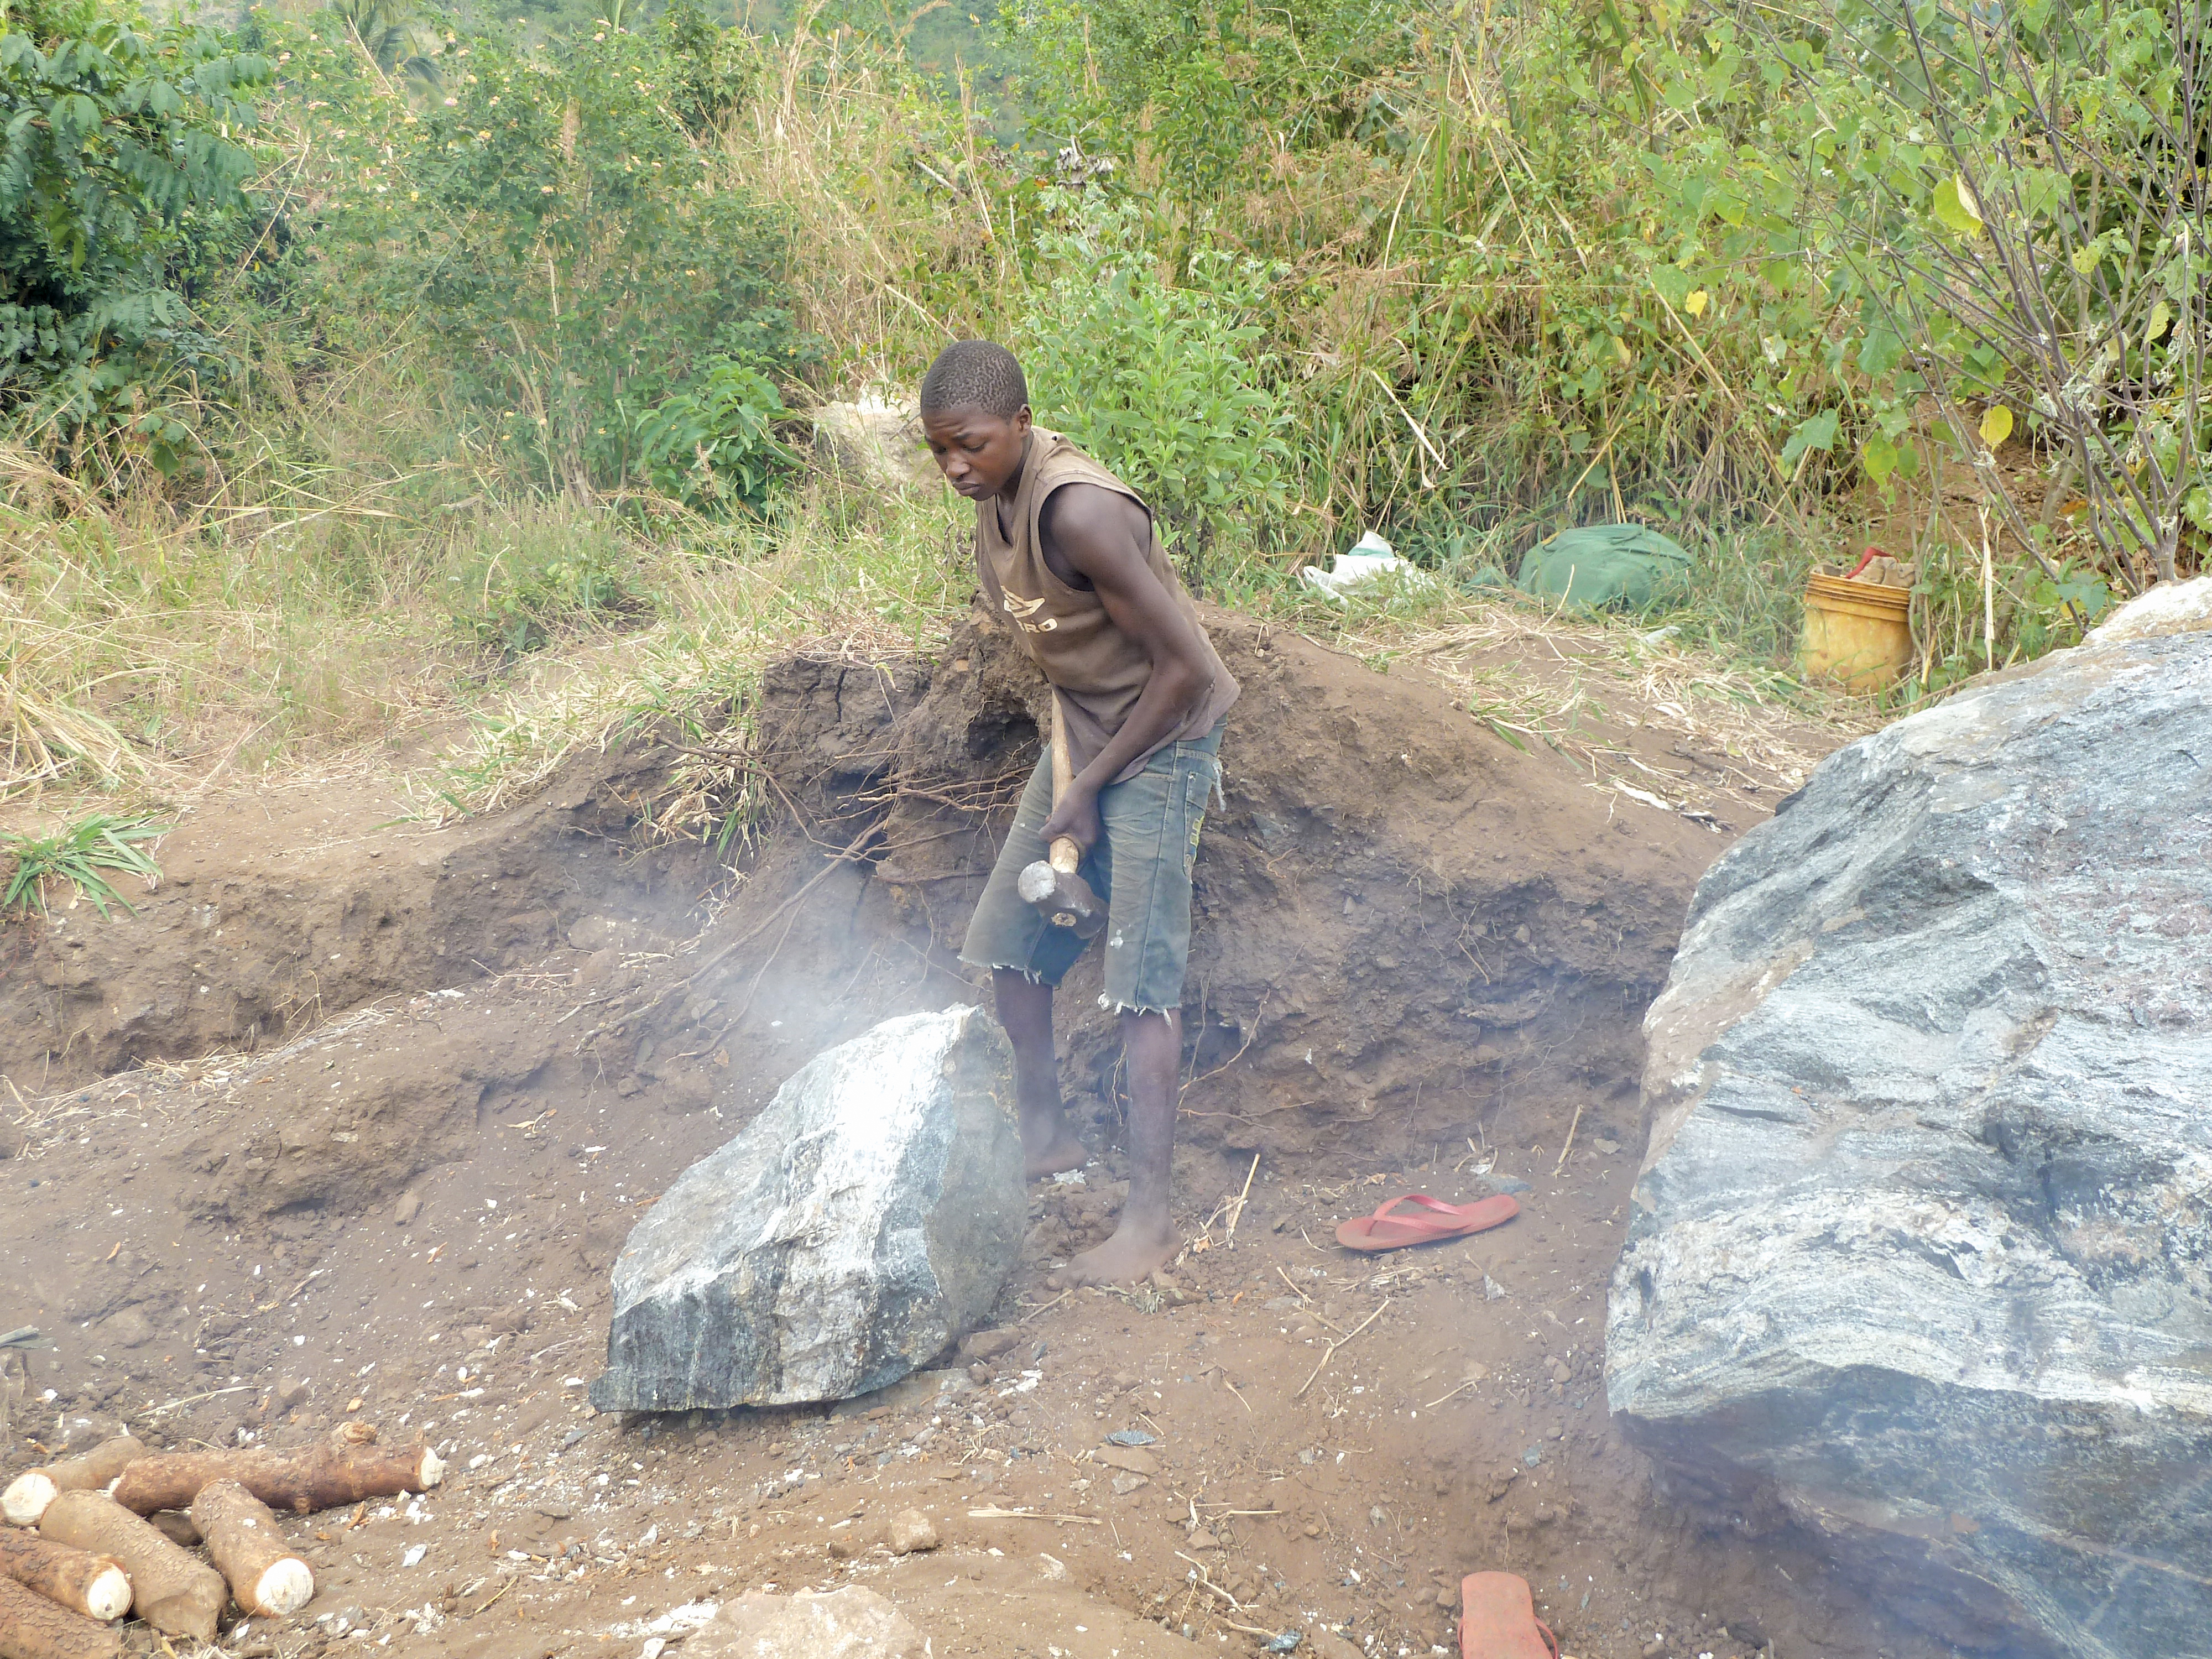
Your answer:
[886,1509,940,1554]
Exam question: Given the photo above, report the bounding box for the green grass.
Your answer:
[3,812,168,918]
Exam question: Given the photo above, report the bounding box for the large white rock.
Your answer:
[812,395,940,494]
[1606,581,2212,1659]
[591,1006,1021,1410]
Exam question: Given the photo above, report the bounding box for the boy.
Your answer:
[920,340,1239,1287]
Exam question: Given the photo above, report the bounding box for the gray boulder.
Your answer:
[592,1005,1022,1411]
[1606,580,2212,1659]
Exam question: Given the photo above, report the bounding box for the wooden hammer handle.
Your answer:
[1047,698,1081,875]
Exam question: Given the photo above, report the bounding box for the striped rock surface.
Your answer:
[1607,580,2212,1659]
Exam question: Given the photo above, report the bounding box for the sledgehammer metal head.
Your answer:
[1018,835,1105,938]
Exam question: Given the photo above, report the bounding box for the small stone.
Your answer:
[967,1363,994,1385]
[1109,1473,1148,1496]
[394,1191,422,1227]
[1435,1585,1458,1609]
[1642,1642,1667,1658]
[1303,1521,1322,1538]
[887,1509,939,1554]
[1547,1358,1572,1385]
[146,1511,200,1547]
[958,1329,1020,1363]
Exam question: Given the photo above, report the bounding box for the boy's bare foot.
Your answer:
[1023,1131,1088,1181]
[1057,1211,1177,1287]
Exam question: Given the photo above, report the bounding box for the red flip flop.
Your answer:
[1458,1572,1559,1659]
[1334,1192,1519,1253]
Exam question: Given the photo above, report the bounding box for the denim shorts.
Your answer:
[960,721,1224,1014]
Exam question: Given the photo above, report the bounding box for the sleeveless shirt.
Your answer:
[973,429,1239,784]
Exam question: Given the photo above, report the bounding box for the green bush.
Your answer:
[1016,190,1292,571]
[1005,0,1415,199]
[628,358,792,514]
[258,6,810,503]
[0,0,270,466]
[1594,0,2208,592]
[2,811,165,917]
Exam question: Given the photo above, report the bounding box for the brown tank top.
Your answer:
[974,429,1239,783]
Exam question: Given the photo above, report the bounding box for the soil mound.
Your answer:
[748,602,1740,1165]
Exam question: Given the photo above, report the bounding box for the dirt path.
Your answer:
[0,614,1947,1659]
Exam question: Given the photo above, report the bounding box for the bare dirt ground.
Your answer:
[0,608,1953,1659]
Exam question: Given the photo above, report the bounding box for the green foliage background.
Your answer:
[1,0,2204,777]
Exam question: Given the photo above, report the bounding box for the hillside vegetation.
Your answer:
[0,0,2204,827]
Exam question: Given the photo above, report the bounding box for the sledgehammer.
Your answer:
[1016,701,1105,939]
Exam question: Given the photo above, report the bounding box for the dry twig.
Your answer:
[1293,1298,1392,1401]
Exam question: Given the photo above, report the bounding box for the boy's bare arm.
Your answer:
[1036,482,1213,851]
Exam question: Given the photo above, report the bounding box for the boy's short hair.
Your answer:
[920,341,1029,420]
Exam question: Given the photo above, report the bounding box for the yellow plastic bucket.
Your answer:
[1802,572,1913,692]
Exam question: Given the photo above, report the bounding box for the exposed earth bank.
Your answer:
[0,608,1953,1659]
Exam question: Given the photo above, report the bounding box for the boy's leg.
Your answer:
[1058,724,1222,1288]
[1055,1005,1180,1286]
[993,968,1087,1178]
[962,747,1091,1177]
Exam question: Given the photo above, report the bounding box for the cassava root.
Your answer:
[189,1481,314,1618]
[1,1440,144,1529]
[0,1574,120,1659]
[0,1533,129,1623]
[36,1492,225,1644]
[109,1436,444,1517]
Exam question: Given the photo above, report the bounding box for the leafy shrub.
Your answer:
[264,8,809,503]
[628,358,792,514]
[1016,191,1292,568]
[1005,0,1416,198]
[0,0,270,464]
[1596,0,2208,592]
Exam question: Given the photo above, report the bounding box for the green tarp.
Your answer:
[1513,523,1693,610]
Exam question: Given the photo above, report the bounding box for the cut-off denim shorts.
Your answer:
[960,720,1225,1015]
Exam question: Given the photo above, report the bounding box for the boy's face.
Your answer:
[921,405,1031,500]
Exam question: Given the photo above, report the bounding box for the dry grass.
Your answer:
[420,483,974,832]
[713,24,1010,387]
[1267,574,1881,827]
[1377,603,1864,763]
